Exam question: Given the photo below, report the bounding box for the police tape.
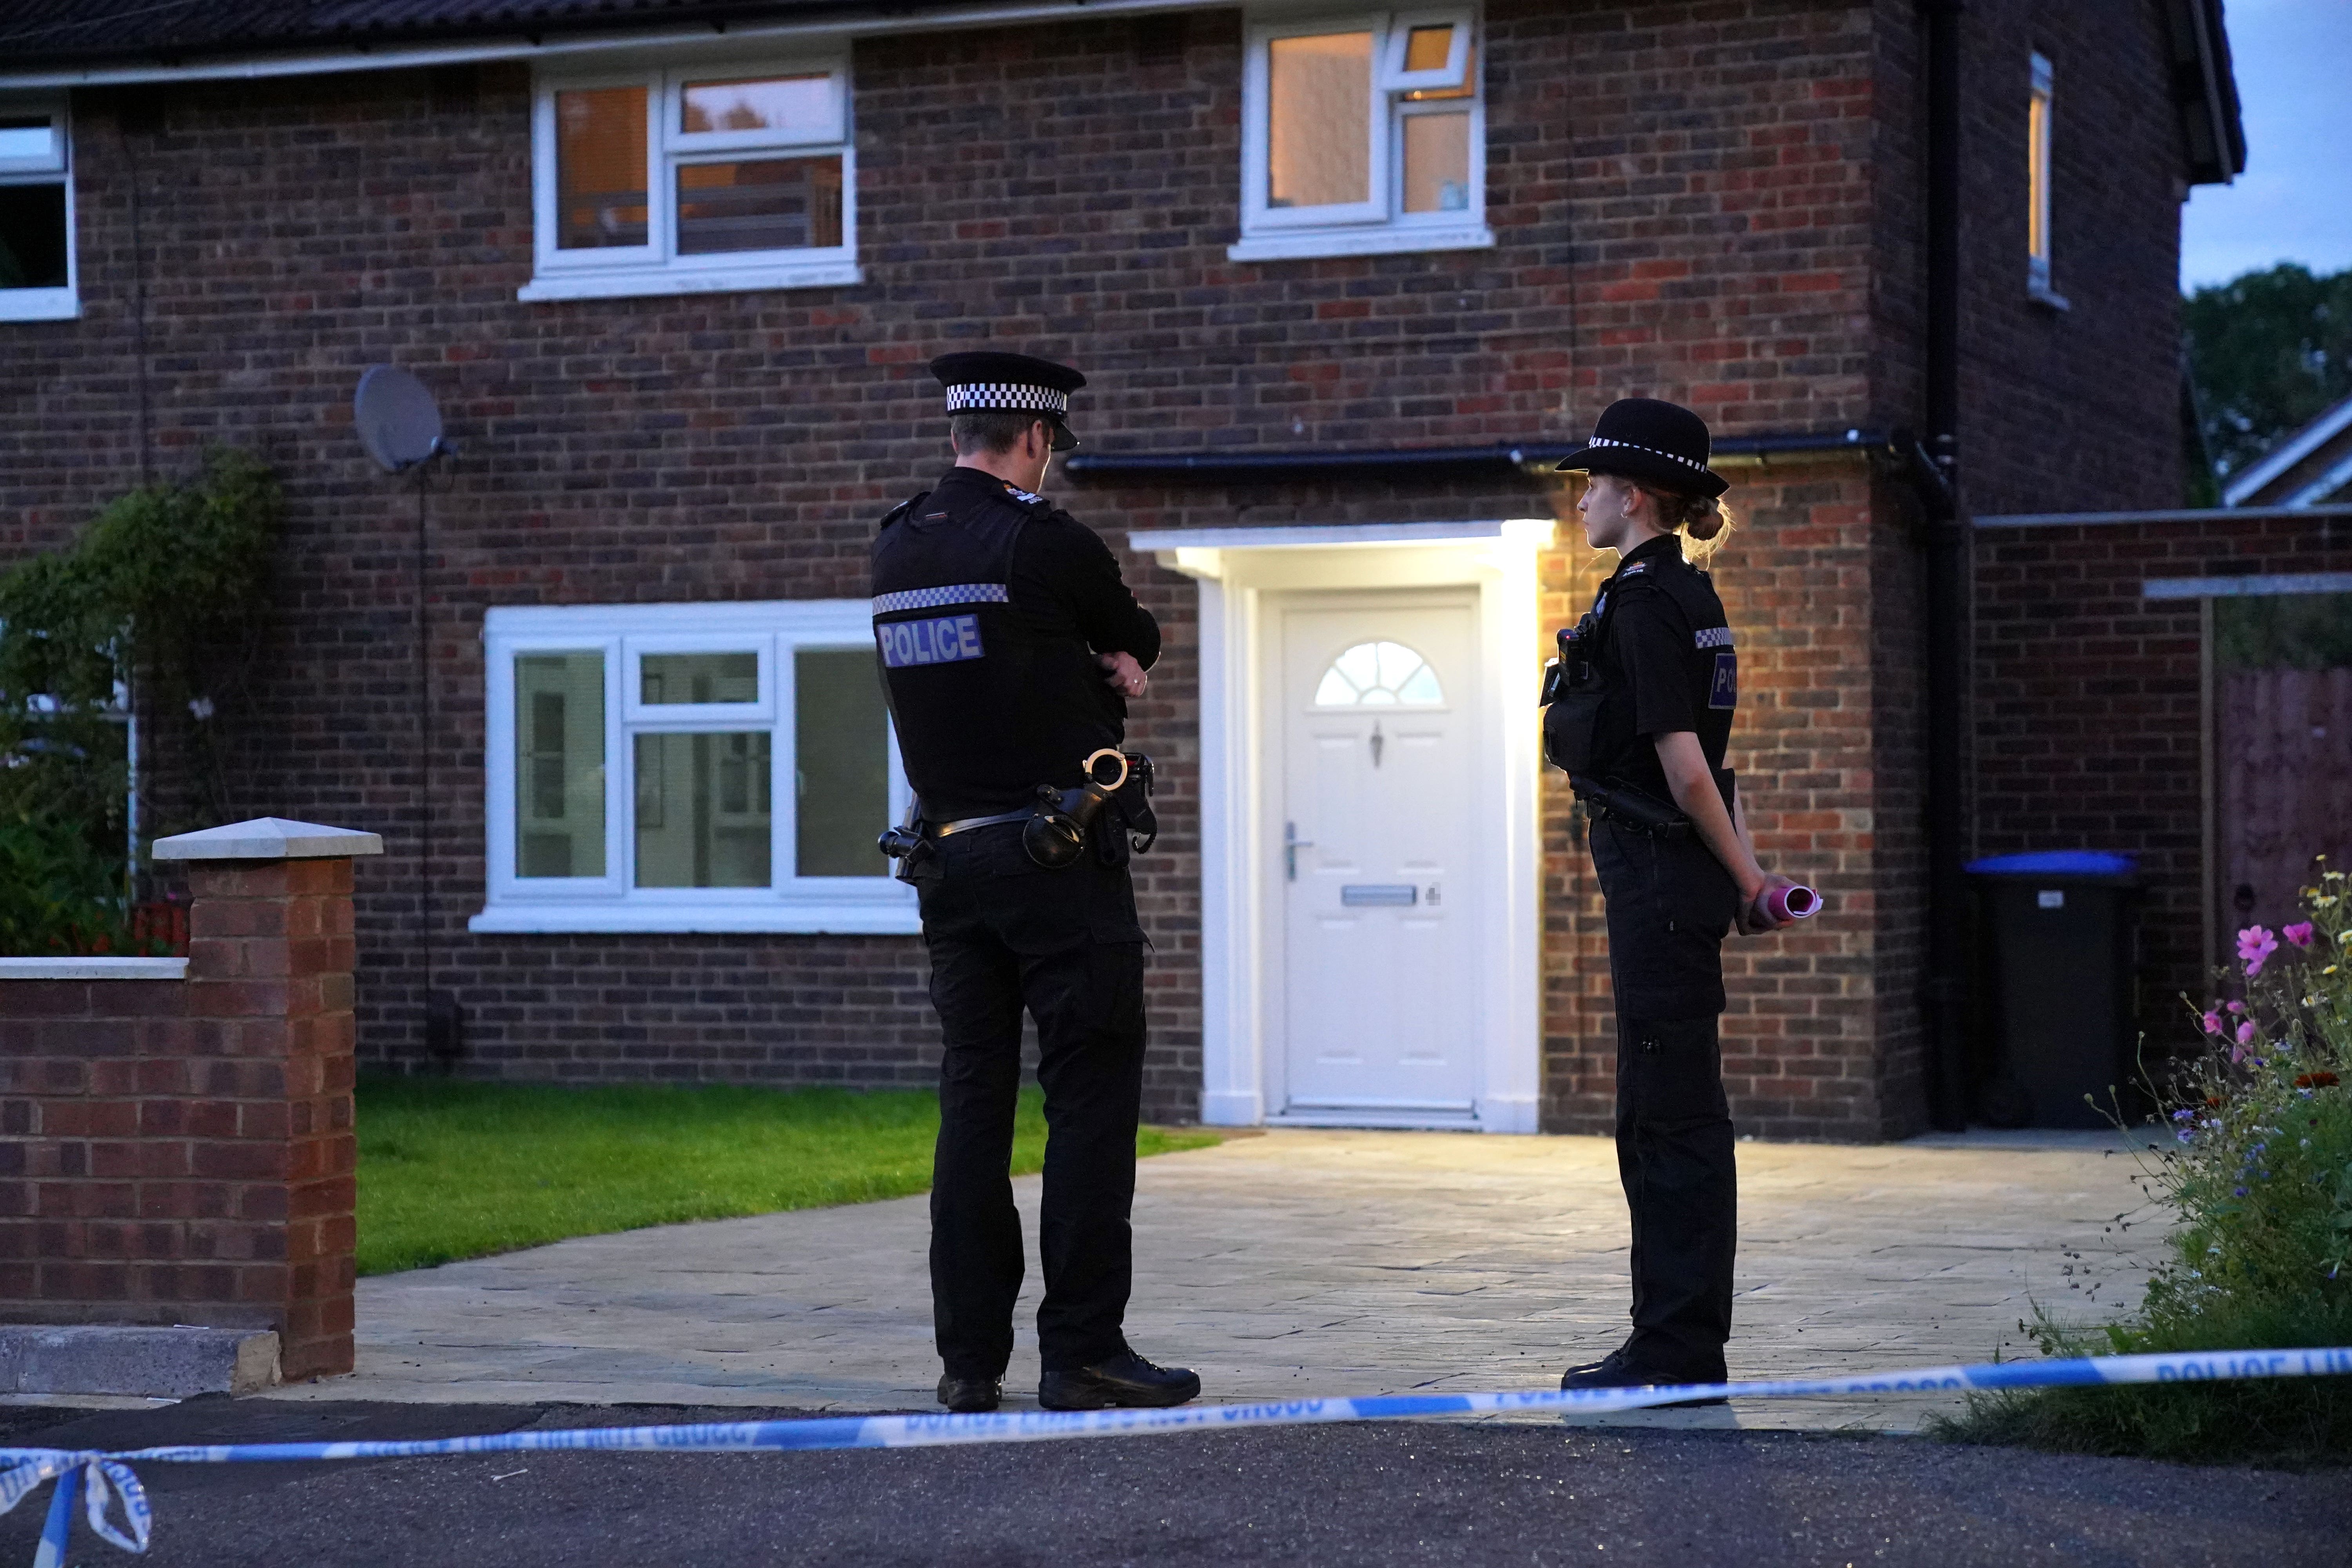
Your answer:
[4,1345,2349,1564]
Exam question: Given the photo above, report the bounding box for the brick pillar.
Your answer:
[0,818,379,1384]
[178,853,363,1379]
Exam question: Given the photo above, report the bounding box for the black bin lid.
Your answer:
[1965,850,2137,884]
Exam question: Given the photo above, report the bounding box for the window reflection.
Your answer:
[676,158,843,254]
[681,75,833,138]
[1267,31,1372,209]
[515,653,607,878]
[1402,113,1471,212]
[556,86,649,249]
[641,652,759,705]
[635,732,773,887]
[1403,24,1455,72]
[793,650,889,877]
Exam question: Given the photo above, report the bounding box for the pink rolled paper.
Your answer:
[1759,884,1820,924]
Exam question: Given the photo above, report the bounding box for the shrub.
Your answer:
[0,449,279,921]
[1933,873,2352,1463]
[0,813,138,956]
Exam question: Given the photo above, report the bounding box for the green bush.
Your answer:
[1933,874,2352,1463]
[0,813,138,956]
[0,448,279,926]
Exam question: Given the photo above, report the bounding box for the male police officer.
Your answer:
[872,351,1200,1417]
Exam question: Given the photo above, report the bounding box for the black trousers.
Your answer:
[913,823,1148,1377]
[1589,818,1739,1381]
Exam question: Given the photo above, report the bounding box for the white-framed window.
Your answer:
[2026,52,2067,310]
[518,56,860,303]
[0,96,77,322]
[1232,9,1491,263]
[471,601,917,935]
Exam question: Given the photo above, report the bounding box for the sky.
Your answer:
[2178,0,2352,291]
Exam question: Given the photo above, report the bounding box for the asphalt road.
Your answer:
[0,1399,2344,1567]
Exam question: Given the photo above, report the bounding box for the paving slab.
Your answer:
[261,1128,2169,1433]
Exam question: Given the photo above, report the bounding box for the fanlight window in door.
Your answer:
[1314,640,1443,706]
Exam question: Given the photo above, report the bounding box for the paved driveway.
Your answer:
[269,1128,2165,1432]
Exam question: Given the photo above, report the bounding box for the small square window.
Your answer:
[677,74,839,144]
[524,57,859,302]
[641,652,760,706]
[0,112,64,174]
[0,98,76,322]
[1236,11,1491,263]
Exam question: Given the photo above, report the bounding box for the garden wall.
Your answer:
[0,835,367,1381]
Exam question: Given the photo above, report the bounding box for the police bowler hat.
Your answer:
[931,351,1087,451]
[1553,397,1729,499]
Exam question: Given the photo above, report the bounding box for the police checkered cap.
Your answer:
[943,382,1070,417]
[929,351,1086,419]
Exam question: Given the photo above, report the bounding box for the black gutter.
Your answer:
[1919,0,1970,1132]
[1062,428,1892,486]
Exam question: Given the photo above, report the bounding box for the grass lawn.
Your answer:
[354,1077,1221,1277]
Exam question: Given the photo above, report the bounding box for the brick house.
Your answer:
[0,0,2243,1139]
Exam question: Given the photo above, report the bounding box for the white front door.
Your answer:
[1272,593,1480,1122]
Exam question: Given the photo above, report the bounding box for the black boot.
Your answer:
[1558,1349,1726,1408]
[937,1373,1004,1414]
[1038,1351,1200,1411]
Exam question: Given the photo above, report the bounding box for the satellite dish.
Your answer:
[354,365,452,472]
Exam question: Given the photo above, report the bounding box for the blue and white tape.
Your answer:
[4,1346,2347,1564]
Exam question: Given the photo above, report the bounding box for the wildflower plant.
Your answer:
[1937,867,2352,1462]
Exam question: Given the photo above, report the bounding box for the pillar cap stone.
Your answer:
[151,818,385,862]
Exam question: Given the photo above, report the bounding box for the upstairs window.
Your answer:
[2027,52,2067,309]
[1234,10,1490,262]
[475,601,915,935]
[0,97,75,322]
[523,58,859,302]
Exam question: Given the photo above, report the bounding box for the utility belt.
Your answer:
[1570,775,1693,840]
[1570,768,1737,840]
[877,749,1158,880]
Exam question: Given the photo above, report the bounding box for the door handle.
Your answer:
[1285,821,1314,882]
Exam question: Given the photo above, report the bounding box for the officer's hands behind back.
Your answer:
[1739,873,1805,936]
[1099,650,1148,699]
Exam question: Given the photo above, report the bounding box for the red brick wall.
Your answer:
[0,0,2196,1134]
[1973,515,2352,1057]
[0,857,359,1380]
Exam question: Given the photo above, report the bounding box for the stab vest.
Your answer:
[871,476,1117,820]
[1543,538,1737,802]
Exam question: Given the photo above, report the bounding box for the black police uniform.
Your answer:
[872,462,1161,1384]
[1564,531,1742,1383]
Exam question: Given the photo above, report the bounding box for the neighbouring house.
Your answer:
[2223,391,2352,510]
[0,0,2247,1139]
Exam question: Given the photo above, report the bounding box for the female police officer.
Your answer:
[1543,397,1804,1397]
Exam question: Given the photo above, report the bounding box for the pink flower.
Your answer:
[2227,1000,2247,1014]
[2285,922,2316,949]
[2235,1020,2256,1046]
[2201,1011,2223,1035]
[2238,925,2279,977]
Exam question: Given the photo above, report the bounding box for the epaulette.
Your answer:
[999,481,1058,517]
[877,490,929,532]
